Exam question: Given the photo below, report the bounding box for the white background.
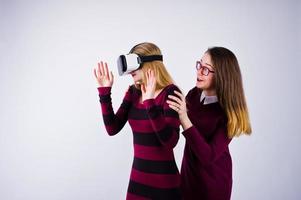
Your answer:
[0,0,300,199]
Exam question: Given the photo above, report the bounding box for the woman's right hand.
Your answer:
[94,61,114,87]
[167,90,193,130]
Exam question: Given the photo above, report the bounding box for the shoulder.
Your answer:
[123,85,140,101]
[186,87,201,100]
[127,84,141,94]
[127,84,135,93]
[164,84,182,96]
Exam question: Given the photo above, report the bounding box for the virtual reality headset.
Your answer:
[117,53,163,76]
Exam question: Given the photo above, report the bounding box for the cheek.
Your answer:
[135,71,141,77]
[137,72,144,80]
[206,76,215,87]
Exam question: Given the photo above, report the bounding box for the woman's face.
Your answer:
[130,68,143,84]
[196,52,216,93]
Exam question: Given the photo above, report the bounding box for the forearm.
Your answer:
[98,87,129,135]
[183,125,231,165]
[179,113,193,130]
[144,99,180,148]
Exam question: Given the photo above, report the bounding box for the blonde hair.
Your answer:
[207,47,252,138]
[130,42,174,90]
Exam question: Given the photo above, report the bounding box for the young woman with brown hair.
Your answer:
[167,47,252,200]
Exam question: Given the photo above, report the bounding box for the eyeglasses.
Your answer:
[195,61,215,76]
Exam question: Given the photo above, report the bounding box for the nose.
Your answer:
[197,68,204,76]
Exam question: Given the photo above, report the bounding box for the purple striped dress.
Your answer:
[98,84,181,200]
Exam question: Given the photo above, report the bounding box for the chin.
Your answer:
[196,82,204,89]
[134,79,142,84]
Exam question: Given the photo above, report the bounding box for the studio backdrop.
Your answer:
[0,0,300,199]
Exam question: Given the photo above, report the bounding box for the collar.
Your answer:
[200,91,218,105]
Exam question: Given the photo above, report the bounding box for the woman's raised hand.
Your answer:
[94,61,114,87]
[141,69,156,102]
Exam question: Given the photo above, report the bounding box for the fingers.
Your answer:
[166,99,180,108]
[94,61,113,87]
[167,94,181,103]
[149,69,155,80]
[146,69,155,86]
[173,90,185,100]
[145,70,149,85]
[100,61,105,76]
[96,61,110,77]
[167,103,179,112]
[167,93,185,107]
[104,62,109,78]
[97,62,102,77]
[144,69,151,86]
[167,90,186,113]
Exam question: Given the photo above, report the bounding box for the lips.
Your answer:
[197,78,203,82]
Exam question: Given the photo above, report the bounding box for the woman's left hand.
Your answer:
[141,69,156,102]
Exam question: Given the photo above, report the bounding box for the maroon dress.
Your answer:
[98,84,182,200]
[181,87,232,200]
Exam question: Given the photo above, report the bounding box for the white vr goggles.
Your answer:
[117,53,163,76]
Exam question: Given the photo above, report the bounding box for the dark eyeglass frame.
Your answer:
[195,61,215,76]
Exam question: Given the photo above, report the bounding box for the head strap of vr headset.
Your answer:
[138,55,163,64]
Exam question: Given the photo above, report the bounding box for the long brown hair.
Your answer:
[207,47,252,138]
[130,42,174,90]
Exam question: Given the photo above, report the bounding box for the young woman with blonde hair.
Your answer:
[167,47,252,200]
[94,42,182,199]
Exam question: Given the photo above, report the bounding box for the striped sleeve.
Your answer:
[142,85,181,149]
[98,86,132,136]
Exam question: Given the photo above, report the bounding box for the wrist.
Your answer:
[179,112,188,121]
[97,87,112,95]
[142,94,154,101]
[179,113,192,130]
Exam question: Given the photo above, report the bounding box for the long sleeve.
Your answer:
[182,119,231,166]
[142,85,181,149]
[98,86,132,136]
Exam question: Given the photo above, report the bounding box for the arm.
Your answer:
[98,86,132,136]
[182,119,231,166]
[94,61,130,136]
[167,89,231,165]
[143,86,181,149]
